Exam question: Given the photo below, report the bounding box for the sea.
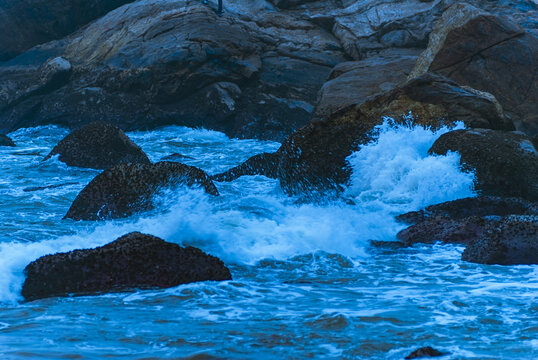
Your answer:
[0,120,536,359]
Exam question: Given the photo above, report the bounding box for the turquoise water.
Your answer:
[0,123,536,359]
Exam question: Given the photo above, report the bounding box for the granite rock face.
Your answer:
[429,129,538,201]
[65,162,219,220]
[0,0,135,61]
[44,122,150,169]
[410,2,538,136]
[21,232,232,301]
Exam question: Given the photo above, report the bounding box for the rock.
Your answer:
[396,196,538,225]
[43,122,150,169]
[161,153,194,162]
[410,3,538,136]
[429,129,538,201]
[64,162,219,220]
[313,49,420,120]
[0,0,347,141]
[397,216,495,246]
[274,73,513,196]
[23,182,79,192]
[21,232,231,301]
[211,153,280,182]
[0,134,15,147]
[461,215,538,265]
[0,0,135,61]
[405,346,447,359]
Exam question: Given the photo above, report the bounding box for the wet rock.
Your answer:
[64,162,219,220]
[396,196,538,225]
[429,129,538,201]
[161,153,194,162]
[405,346,447,359]
[0,134,15,147]
[396,216,495,246]
[410,3,538,136]
[274,73,513,196]
[21,232,231,301]
[211,153,280,182]
[0,0,135,61]
[462,215,538,265]
[44,122,150,169]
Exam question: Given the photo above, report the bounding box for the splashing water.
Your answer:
[0,121,535,359]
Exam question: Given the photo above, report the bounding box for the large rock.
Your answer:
[429,129,538,201]
[313,49,420,120]
[21,232,232,301]
[462,215,538,265]
[410,3,538,136]
[0,134,15,147]
[0,0,348,141]
[65,162,219,220]
[44,122,150,169]
[211,153,280,182]
[0,0,135,61]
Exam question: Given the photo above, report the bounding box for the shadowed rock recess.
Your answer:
[21,232,232,301]
[0,134,15,146]
[44,122,150,169]
[65,162,219,220]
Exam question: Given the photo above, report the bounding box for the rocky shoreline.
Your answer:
[0,0,536,303]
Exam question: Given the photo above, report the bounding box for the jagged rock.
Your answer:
[405,346,447,359]
[410,3,538,136]
[429,129,538,201]
[21,232,232,301]
[0,0,135,61]
[64,162,219,220]
[43,122,150,169]
[0,134,15,147]
[211,153,279,181]
[0,0,347,141]
[396,196,538,225]
[462,215,538,265]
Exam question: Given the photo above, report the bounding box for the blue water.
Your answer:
[0,122,536,359]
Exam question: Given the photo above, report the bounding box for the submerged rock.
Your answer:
[429,129,538,201]
[21,232,231,301]
[64,162,218,220]
[462,215,538,265]
[0,134,15,147]
[410,3,538,136]
[44,122,150,169]
[405,346,447,359]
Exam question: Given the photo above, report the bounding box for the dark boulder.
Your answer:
[405,346,447,359]
[397,216,496,246]
[396,196,538,225]
[21,232,231,301]
[0,0,135,61]
[410,3,538,136]
[211,153,280,182]
[462,215,538,265]
[429,129,538,201]
[43,122,150,169]
[161,153,194,162]
[64,162,219,220]
[0,134,15,147]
